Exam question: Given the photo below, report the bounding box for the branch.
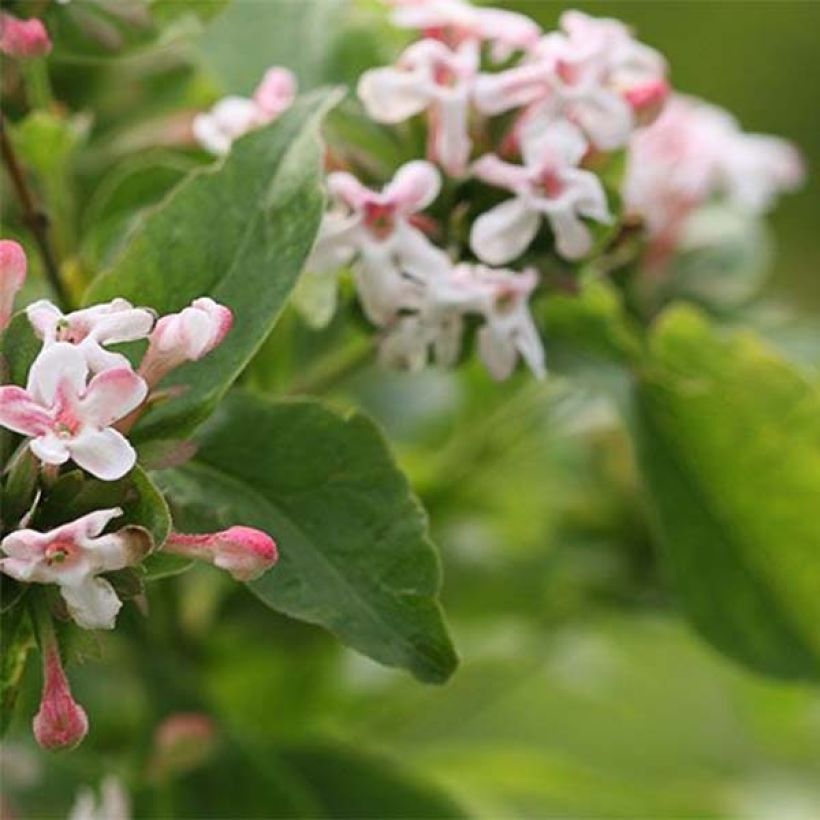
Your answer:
[0,114,71,311]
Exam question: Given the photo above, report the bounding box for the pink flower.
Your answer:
[139,297,232,388]
[302,161,448,326]
[26,298,155,372]
[164,526,277,582]
[471,120,611,263]
[624,94,805,252]
[0,343,147,480]
[33,641,88,751]
[474,10,667,151]
[358,39,478,176]
[0,12,52,59]
[0,508,151,629]
[0,239,27,332]
[388,0,540,62]
[193,66,297,155]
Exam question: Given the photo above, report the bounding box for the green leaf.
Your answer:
[0,314,40,387]
[85,90,340,442]
[278,741,467,818]
[37,466,171,549]
[632,307,820,680]
[156,390,458,683]
[0,605,34,736]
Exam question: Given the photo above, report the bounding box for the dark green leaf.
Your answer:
[632,307,820,679]
[85,90,340,442]
[157,390,458,683]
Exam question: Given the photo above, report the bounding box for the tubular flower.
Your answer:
[33,641,88,751]
[26,298,155,373]
[624,94,805,258]
[471,120,611,263]
[300,161,448,326]
[0,508,151,630]
[0,11,52,59]
[139,297,232,388]
[164,526,278,582]
[0,343,147,480]
[474,10,668,151]
[379,261,545,380]
[388,0,541,62]
[193,66,296,155]
[0,239,27,332]
[358,38,479,176]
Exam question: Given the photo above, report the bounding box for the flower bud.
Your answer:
[0,12,52,59]
[252,67,296,119]
[625,79,670,127]
[150,713,217,779]
[0,240,27,331]
[33,643,88,751]
[165,526,277,582]
[139,298,232,388]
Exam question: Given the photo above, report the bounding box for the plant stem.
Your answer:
[0,114,71,311]
[285,337,375,396]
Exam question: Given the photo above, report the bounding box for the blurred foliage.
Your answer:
[1,1,819,818]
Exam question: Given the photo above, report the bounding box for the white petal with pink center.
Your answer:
[471,120,611,263]
[26,297,155,372]
[0,508,151,630]
[358,39,478,176]
[0,343,146,480]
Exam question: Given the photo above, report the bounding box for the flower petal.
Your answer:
[470,198,541,265]
[27,343,87,407]
[60,576,122,630]
[358,66,431,123]
[0,385,53,436]
[79,368,147,427]
[68,428,136,481]
[29,433,71,466]
[384,161,441,213]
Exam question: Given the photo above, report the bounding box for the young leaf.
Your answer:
[155,390,458,684]
[84,90,341,442]
[632,307,820,680]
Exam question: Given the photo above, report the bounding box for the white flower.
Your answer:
[26,298,155,373]
[68,777,130,820]
[0,343,147,480]
[474,10,668,151]
[0,508,150,630]
[0,239,27,331]
[387,0,541,62]
[301,161,449,326]
[358,39,478,176]
[471,120,611,263]
[624,93,804,250]
[193,66,296,156]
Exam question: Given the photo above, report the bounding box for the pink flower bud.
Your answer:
[0,240,27,331]
[252,67,296,120]
[151,713,217,778]
[33,643,88,751]
[625,78,670,126]
[139,298,232,388]
[0,12,52,59]
[165,526,277,582]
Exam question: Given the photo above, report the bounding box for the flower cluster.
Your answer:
[0,244,277,750]
[289,0,802,378]
[624,93,805,268]
[193,66,297,155]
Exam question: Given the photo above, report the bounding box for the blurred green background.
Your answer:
[3,2,819,818]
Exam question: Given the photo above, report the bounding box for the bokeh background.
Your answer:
[3,1,820,817]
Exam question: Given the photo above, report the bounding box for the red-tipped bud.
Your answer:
[625,79,670,127]
[164,526,277,582]
[33,644,88,751]
[0,240,27,332]
[0,12,52,59]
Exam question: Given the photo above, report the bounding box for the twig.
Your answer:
[0,113,71,311]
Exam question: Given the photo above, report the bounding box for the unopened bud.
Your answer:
[33,644,88,751]
[0,240,27,331]
[0,12,52,59]
[164,526,277,582]
[139,298,232,388]
[151,713,217,779]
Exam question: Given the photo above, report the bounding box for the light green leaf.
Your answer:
[85,90,340,442]
[156,390,458,683]
[632,306,820,679]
